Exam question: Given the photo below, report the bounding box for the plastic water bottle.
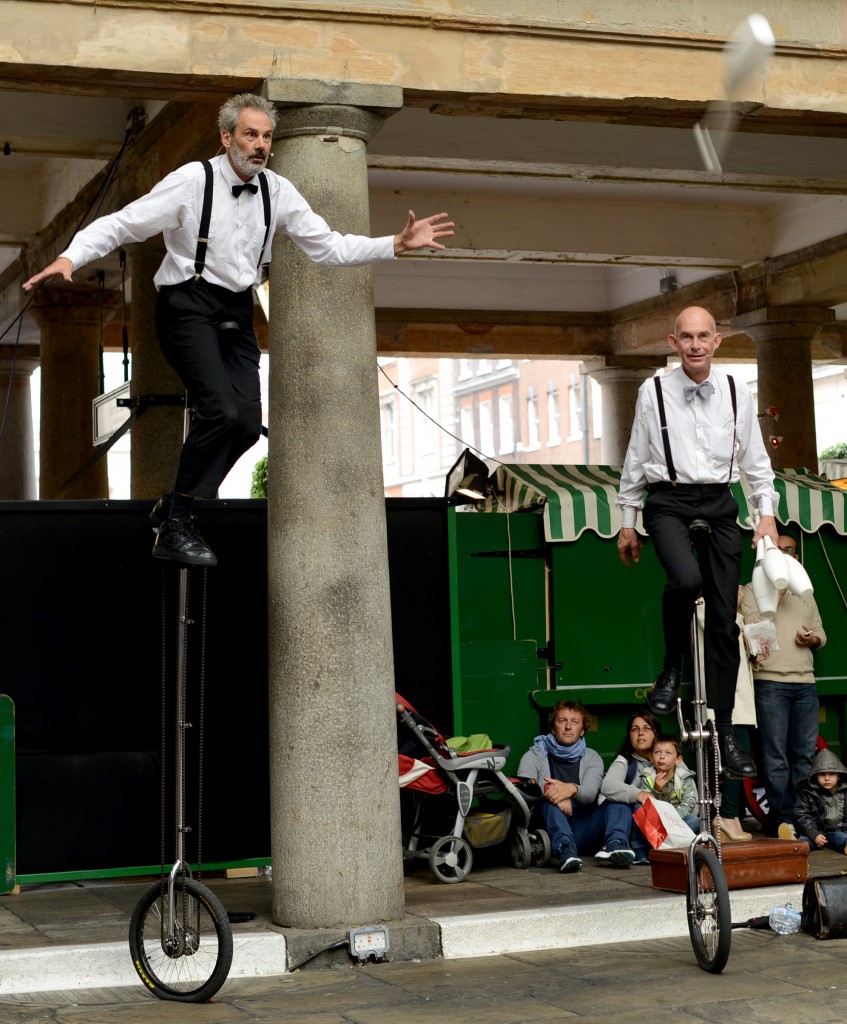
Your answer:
[769,903,801,934]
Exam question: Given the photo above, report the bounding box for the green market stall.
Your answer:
[449,465,847,775]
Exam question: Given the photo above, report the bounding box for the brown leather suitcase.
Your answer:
[650,837,808,892]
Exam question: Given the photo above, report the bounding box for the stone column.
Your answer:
[125,241,186,498]
[262,79,405,929]
[733,307,832,471]
[582,357,662,465]
[0,345,39,499]
[30,287,120,500]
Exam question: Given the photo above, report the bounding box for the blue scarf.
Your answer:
[535,733,586,763]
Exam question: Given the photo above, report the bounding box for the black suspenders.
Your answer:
[193,161,271,282]
[653,375,737,484]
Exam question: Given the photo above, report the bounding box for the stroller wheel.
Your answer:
[530,828,552,867]
[511,829,532,869]
[428,836,473,883]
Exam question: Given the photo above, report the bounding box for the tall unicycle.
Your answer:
[677,519,731,974]
[129,566,233,1001]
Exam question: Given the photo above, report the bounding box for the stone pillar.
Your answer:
[125,241,186,498]
[30,287,120,499]
[262,79,404,928]
[582,358,662,465]
[0,345,39,499]
[733,307,832,471]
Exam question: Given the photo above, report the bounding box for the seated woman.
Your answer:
[600,711,661,863]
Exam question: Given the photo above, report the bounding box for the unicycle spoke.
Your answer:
[687,847,731,973]
[129,879,233,1002]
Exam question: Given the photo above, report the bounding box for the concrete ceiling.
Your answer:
[3,85,847,332]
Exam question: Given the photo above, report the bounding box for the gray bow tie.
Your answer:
[684,381,715,402]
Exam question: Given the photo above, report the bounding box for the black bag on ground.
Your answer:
[801,875,847,939]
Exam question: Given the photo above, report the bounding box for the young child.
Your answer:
[794,747,847,853]
[641,733,700,834]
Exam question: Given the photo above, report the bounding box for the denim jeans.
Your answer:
[542,799,632,857]
[799,830,847,853]
[754,680,819,825]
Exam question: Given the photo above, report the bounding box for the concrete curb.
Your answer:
[434,883,805,958]
[0,932,288,996]
[0,884,805,994]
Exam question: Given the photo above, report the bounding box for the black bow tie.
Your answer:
[232,182,258,197]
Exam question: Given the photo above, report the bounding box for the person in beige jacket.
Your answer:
[740,531,826,838]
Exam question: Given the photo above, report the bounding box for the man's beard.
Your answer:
[229,141,268,178]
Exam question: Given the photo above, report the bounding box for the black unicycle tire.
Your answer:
[129,878,234,1002]
[687,847,731,974]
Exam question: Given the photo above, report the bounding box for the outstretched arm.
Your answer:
[23,257,74,293]
[394,210,454,255]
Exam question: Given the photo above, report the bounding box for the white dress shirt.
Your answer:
[616,366,778,528]
[61,154,395,292]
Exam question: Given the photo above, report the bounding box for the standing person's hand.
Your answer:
[618,527,643,567]
[23,257,74,292]
[394,211,454,254]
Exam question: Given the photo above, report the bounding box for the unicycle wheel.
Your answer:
[129,878,234,1002]
[687,847,731,974]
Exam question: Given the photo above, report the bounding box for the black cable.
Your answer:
[0,120,140,447]
[288,939,347,972]
[377,361,504,471]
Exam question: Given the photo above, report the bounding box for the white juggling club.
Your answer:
[751,540,779,618]
[693,13,776,173]
[785,550,814,600]
[761,534,790,590]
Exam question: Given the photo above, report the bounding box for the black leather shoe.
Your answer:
[149,497,170,534]
[645,667,681,716]
[152,515,217,567]
[719,732,756,779]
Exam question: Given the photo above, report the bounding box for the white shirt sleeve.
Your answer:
[61,168,192,270]
[733,384,778,517]
[616,382,652,528]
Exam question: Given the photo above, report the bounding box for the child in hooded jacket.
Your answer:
[794,747,847,853]
[640,733,700,834]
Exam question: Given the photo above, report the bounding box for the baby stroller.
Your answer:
[396,693,551,882]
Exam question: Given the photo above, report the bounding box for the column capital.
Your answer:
[261,78,403,143]
[29,286,121,328]
[732,305,834,342]
[580,354,665,376]
[0,344,39,373]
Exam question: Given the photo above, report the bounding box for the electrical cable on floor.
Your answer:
[288,938,347,971]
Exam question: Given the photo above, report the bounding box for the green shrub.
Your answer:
[820,442,847,460]
[251,455,268,498]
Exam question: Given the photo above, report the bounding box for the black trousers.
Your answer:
[642,484,742,713]
[155,279,262,499]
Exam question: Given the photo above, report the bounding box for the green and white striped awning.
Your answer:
[484,465,847,543]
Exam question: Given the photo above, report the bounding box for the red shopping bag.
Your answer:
[633,796,696,850]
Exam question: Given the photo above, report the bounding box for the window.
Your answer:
[477,359,493,376]
[591,378,602,439]
[380,400,397,463]
[459,403,475,450]
[568,373,583,442]
[457,359,472,381]
[479,400,494,455]
[413,382,437,455]
[526,394,540,450]
[499,394,514,454]
[547,386,561,445]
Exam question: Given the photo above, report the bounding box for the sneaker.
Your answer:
[557,844,582,873]
[777,822,798,841]
[595,842,635,869]
[152,515,217,567]
[632,849,651,866]
[149,496,170,534]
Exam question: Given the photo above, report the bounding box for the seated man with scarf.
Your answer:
[518,700,635,872]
